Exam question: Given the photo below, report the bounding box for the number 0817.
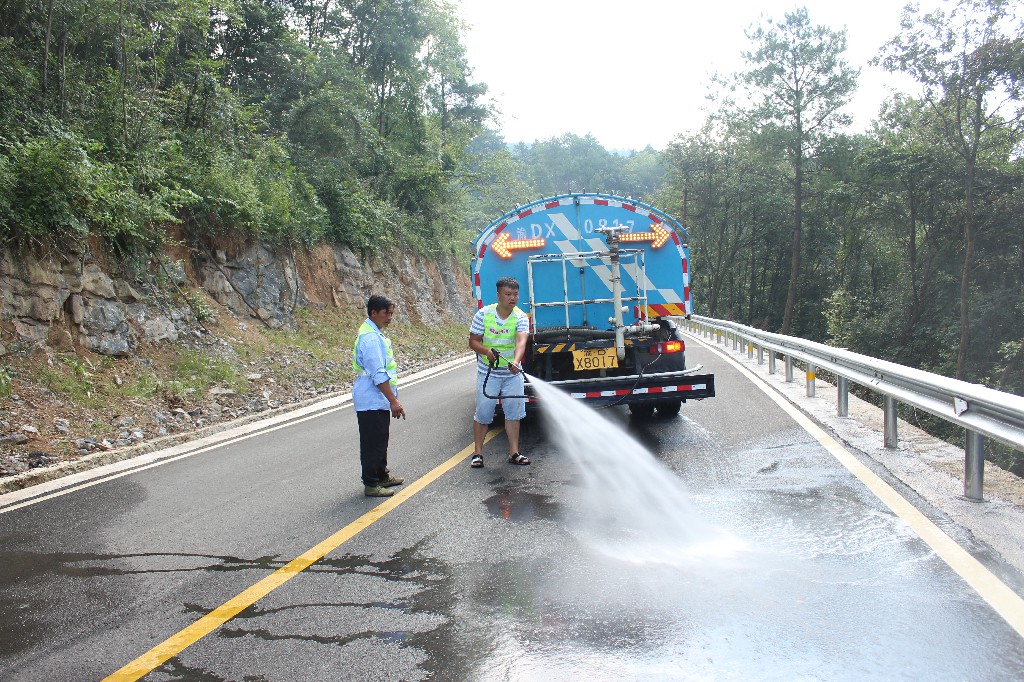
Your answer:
[572,348,618,371]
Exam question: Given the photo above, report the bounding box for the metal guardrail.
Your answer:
[684,315,1024,501]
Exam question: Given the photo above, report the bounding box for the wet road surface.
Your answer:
[1,344,1023,681]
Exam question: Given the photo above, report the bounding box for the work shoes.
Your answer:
[364,485,395,497]
[379,475,404,487]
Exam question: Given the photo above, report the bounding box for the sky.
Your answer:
[455,0,945,151]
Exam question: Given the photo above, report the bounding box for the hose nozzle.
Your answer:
[492,350,524,374]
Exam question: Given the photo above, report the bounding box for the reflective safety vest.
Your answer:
[353,321,397,386]
[480,304,522,369]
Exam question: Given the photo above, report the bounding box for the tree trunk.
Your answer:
[42,0,54,104]
[377,82,387,138]
[184,72,198,128]
[955,85,987,380]
[908,185,919,306]
[956,157,976,380]
[118,0,129,145]
[782,148,803,335]
[748,217,756,323]
[58,30,66,118]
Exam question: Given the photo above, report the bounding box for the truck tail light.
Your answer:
[649,340,684,354]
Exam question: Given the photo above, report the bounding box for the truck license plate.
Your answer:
[572,347,618,371]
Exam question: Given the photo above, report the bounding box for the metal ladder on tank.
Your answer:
[525,249,650,331]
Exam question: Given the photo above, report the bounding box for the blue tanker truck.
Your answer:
[471,192,715,417]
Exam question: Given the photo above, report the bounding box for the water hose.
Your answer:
[480,349,665,408]
[481,350,530,399]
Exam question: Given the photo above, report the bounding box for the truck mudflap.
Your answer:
[526,370,716,408]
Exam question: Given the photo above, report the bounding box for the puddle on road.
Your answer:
[483,489,557,523]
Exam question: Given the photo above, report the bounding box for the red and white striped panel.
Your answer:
[568,384,707,399]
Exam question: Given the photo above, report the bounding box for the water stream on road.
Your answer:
[527,374,748,569]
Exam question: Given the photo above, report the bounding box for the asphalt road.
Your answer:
[1,343,1023,681]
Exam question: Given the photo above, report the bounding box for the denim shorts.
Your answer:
[475,370,526,423]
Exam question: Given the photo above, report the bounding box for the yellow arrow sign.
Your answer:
[620,223,672,248]
[491,231,545,258]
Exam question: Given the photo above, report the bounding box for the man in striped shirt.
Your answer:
[468,277,531,468]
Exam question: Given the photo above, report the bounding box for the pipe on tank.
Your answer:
[596,225,632,360]
[534,328,616,341]
[611,246,625,359]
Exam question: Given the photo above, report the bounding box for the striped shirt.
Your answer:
[470,306,530,374]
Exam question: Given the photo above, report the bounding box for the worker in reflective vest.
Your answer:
[468,276,531,468]
[353,294,406,497]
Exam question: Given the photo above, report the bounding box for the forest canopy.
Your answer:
[0,0,489,255]
[651,1,1024,396]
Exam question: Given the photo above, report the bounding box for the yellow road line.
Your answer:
[1,358,473,515]
[103,429,499,682]
[689,332,1024,639]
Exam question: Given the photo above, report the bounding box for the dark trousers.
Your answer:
[356,409,390,486]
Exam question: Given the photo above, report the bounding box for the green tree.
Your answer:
[740,7,859,334]
[621,146,665,200]
[517,133,620,195]
[879,0,1024,379]
[334,0,430,140]
[421,3,488,151]
[460,128,533,236]
[659,121,790,323]
[848,97,956,359]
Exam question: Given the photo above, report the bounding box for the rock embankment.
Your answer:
[1,231,471,356]
[0,232,473,488]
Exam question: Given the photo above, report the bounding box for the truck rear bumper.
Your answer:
[527,369,716,408]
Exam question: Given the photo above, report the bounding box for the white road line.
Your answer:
[0,355,474,514]
[688,331,1024,638]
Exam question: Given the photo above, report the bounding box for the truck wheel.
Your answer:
[657,400,682,417]
[629,403,656,419]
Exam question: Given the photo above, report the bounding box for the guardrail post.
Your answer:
[757,345,763,364]
[806,363,816,397]
[785,356,794,382]
[964,431,985,502]
[768,350,776,374]
[837,376,849,417]
[884,396,898,448]
[732,333,739,351]
[747,342,754,359]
